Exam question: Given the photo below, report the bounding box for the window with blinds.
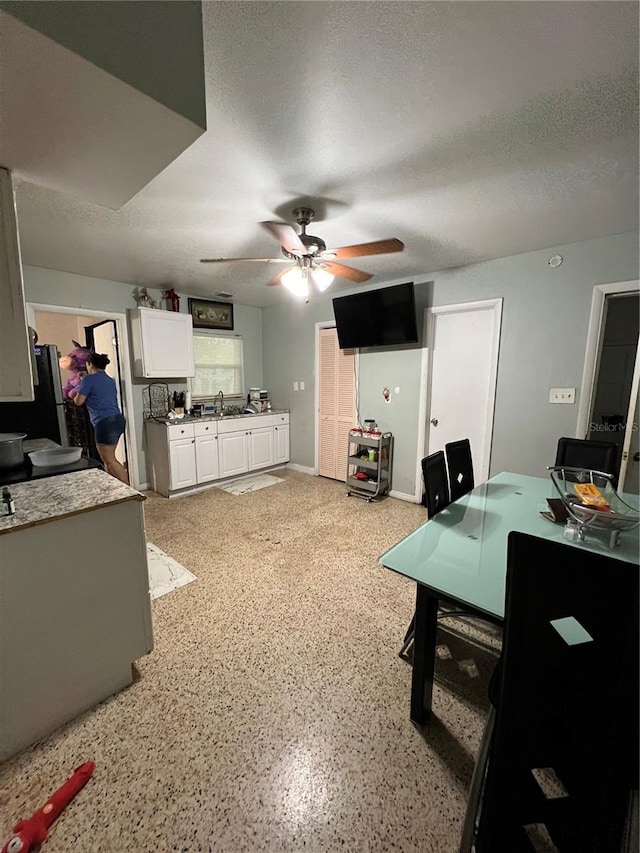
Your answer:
[189,333,244,399]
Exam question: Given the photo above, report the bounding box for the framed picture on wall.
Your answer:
[188,298,234,331]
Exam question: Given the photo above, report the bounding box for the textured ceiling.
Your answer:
[10,1,640,308]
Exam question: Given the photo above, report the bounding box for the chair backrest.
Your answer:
[444,438,474,501]
[475,531,638,851]
[554,436,619,488]
[420,451,450,518]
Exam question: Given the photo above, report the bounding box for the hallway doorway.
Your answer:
[27,303,139,487]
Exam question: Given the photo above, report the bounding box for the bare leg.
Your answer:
[96,443,129,484]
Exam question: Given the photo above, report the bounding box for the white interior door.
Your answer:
[86,320,126,465]
[317,326,356,481]
[425,299,502,485]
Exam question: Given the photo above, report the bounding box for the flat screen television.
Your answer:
[332,282,418,349]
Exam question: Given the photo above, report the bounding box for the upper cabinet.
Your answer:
[130,308,195,378]
[0,167,34,401]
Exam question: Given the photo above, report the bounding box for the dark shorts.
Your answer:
[94,413,125,446]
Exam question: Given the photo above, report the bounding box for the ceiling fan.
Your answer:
[200,207,404,299]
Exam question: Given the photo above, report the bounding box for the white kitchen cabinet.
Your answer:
[274,423,290,464]
[169,437,198,490]
[0,168,34,401]
[248,426,274,470]
[130,307,194,378]
[146,412,289,496]
[194,421,219,482]
[218,430,249,478]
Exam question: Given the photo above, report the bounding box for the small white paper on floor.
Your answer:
[216,473,284,495]
[147,542,196,600]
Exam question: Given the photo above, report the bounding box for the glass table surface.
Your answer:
[379,471,639,621]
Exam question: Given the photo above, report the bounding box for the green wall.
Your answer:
[22,266,263,488]
[262,230,639,497]
[0,0,206,129]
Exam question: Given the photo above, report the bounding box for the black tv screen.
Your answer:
[332,282,418,349]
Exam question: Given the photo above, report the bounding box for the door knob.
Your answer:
[634,452,640,462]
[430,418,438,427]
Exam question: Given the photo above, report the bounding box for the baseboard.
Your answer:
[389,488,420,503]
[137,481,151,491]
[286,463,316,476]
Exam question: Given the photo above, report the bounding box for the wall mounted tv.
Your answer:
[332,282,418,349]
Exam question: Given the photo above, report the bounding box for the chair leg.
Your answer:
[399,614,416,661]
[459,705,496,853]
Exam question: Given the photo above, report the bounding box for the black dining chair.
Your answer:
[445,438,475,502]
[399,451,451,662]
[554,436,619,488]
[460,531,639,853]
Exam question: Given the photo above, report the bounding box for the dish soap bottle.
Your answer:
[2,486,15,516]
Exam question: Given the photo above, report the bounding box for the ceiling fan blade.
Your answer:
[260,221,306,255]
[265,267,293,287]
[324,238,404,260]
[200,257,289,264]
[319,261,372,283]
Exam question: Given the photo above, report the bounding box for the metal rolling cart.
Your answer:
[346,429,393,502]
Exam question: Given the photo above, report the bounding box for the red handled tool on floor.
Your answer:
[1,761,95,853]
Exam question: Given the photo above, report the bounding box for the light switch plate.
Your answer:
[299,381,305,391]
[293,381,299,391]
[549,388,575,404]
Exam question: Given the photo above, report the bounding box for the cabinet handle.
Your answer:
[192,439,195,444]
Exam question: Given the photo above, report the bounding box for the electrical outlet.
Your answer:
[549,388,575,404]
[299,381,305,391]
[293,381,299,391]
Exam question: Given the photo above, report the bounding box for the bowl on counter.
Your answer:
[28,447,83,467]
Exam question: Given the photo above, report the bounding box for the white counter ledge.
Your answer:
[0,468,145,536]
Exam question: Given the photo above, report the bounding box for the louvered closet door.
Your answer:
[318,327,356,480]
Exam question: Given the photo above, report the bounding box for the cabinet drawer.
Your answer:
[273,413,289,425]
[194,420,217,437]
[167,422,195,440]
[217,418,249,435]
[247,415,274,431]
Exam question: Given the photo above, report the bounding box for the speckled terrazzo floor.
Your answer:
[0,470,500,852]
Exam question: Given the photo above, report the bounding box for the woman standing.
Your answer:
[74,352,128,484]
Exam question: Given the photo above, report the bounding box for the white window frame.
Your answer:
[189,331,245,401]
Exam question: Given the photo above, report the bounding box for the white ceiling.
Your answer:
[9,1,640,308]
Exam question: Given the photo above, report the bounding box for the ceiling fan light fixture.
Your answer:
[311,267,334,292]
[281,267,309,299]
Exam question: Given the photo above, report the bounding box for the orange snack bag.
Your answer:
[573,482,610,507]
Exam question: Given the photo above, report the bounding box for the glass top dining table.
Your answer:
[379,471,639,725]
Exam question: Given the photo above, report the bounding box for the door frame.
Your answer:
[26,302,140,489]
[416,298,503,503]
[576,279,640,486]
[314,320,359,476]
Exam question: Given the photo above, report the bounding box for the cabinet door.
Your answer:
[139,309,194,378]
[218,431,248,478]
[274,424,290,464]
[247,427,274,470]
[0,168,34,401]
[195,433,219,483]
[169,438,197,490]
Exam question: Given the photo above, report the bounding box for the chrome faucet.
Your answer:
[216,390,224,415]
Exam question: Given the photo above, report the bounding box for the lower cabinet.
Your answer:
[274,423,290,464]
[146,412,289,497]
[218,431,249,478]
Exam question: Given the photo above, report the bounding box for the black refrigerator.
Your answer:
[0,344,69,444]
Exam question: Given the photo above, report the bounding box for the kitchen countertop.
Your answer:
[147,408,289,426]
[0,468,144,535]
